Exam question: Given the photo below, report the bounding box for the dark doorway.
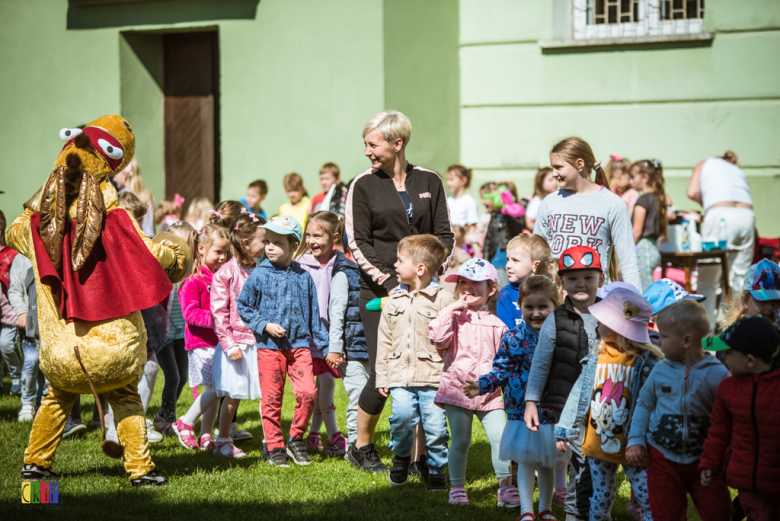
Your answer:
[163,32,220,216]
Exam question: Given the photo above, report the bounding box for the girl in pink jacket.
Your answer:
[428,258,515,508]
[173,224,230,452]
[210,212,266,458]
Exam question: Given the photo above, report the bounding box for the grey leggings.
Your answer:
[445,405,511,486]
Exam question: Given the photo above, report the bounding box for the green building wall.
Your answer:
[0,0,459,222]
[459,0,780,235]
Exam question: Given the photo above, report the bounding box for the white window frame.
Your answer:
[572,0,704,40]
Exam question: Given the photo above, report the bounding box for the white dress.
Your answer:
[213,343,261,399]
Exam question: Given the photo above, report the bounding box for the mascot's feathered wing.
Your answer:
[7,115,192,484]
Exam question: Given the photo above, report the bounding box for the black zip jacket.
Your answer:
[345,164,455,297]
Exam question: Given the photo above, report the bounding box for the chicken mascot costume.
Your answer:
[7,115,192,486]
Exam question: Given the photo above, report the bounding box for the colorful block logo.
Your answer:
[19,482,61,509]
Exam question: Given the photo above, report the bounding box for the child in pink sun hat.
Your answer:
[556,288,664,521]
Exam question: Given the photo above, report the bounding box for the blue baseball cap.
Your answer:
[643,278,706,316]
[262,215,302,243]
[743,259,780,301]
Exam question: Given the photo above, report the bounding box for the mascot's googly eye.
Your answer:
[563,254,575,268]
[59,128,83,142]
[581,252,593,267]
[98,138,124,160]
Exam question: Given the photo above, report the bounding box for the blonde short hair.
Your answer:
[397,234,448,275]
[363,110,412,150]
[655,299,710,339]
[506,233,552,262]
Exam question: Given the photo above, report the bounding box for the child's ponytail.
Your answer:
[230,211,266,269]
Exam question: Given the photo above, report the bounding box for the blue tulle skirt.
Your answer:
[498,420,558,468]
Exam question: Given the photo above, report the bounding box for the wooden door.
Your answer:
[163,32,220,217]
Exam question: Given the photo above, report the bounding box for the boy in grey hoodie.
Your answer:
[626,300,732,521]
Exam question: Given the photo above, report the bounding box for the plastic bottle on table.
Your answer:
[718,218,728,250]
[681,219,691,253]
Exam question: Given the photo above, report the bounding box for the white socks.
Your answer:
[517,463,556,515]
[181,385,220,437]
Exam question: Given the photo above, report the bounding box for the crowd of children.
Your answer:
[4,134,780,521]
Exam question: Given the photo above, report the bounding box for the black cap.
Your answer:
[720,316,780,360]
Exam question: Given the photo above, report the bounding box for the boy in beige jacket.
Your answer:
[376,234,455,492]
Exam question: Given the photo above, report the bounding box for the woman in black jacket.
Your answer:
[344,110,454,472]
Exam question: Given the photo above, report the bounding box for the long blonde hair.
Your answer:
[600,335,664,361]
[722,290,750,329]
[126,158,152,207]
[551,136,617,281]
[190,224,231,283]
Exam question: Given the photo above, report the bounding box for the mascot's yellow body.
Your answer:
[7,115,191,481]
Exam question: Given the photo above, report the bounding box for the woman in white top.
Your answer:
[524,167,557,231]
[687,150,755,328]
[446,165,480,234]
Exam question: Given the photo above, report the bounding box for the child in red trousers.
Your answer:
[699,316,780,521]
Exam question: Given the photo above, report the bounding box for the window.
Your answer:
[573,0,704,40]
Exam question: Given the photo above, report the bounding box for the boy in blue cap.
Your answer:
[238,215,329,468]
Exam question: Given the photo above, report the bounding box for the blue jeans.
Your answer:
[0,325,22,386]
[389,386,449,473]
[20,337,49,407]
[555,350,598,441]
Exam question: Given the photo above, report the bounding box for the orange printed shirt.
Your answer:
[583,343,645,465]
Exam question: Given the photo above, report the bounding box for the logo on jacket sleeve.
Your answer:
[419,192,431,199]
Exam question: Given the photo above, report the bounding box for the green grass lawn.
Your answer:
[0,373,705,520]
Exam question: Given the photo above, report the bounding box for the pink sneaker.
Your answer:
[497,485,520,509]
[552,487,567,506]
[199,434,215,451]
[306,432,324,452]
[172,419,198,449]
[214,440,246,459]
[326,432,348,456]
[449,486,468,505]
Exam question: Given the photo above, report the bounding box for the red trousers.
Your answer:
[738,491,780,521]
[647,445,733,521]
[257,348,316,450]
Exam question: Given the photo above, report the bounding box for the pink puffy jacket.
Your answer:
[179,266,219,350]
[429,306,507,411]
[211,258,256,353]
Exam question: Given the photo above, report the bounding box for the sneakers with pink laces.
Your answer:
[497,485,520,509]
[306,432,324,452]
[449,486,468,505]
[172,419,198,449]
[214,440,246,459]
[326,432,348,456]
[199,434,215,451]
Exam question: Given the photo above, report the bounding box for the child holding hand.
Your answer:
[430,259,513,507]
[558,288,664,521]
[625,299,731,520]
[173,224,231,451]
[700,317,780,521]
[295,211,349,455]
[238,215,329,467]
[375,235,454,492]
[465,274,562,519]
[210,212,266,458]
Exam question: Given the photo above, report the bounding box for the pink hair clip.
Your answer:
[610,154,624,162]
[241,207,248,214]
[234,226,239,231]
[174,193,185,207]
[209,209,223,219]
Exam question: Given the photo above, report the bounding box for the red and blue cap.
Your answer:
[558,245,602,275]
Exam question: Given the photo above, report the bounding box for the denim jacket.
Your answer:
[237,259,329,353]
[555,345,659,441]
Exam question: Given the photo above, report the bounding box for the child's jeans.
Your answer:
[388,386,449,474]
[738,490,779,521]
[445,404,510,486]
[257,348,316,450]
[20,337,49,408]
[588,457,652,521]
[0,324,22,387]
[647,445,732,521]
[341,360,369,444]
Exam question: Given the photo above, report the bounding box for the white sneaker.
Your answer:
[106,428,119,444]
[18,404,35,422]
[146,419,163,443]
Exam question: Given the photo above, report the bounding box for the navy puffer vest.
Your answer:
[332,254,368,361]
[540,297,600,411]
